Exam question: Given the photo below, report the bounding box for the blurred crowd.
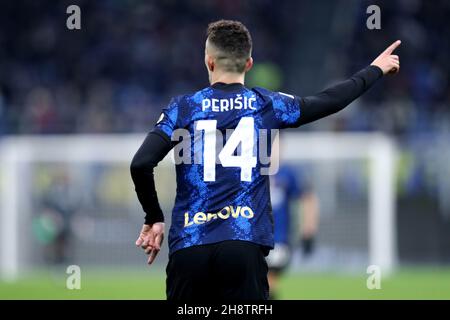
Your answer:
[0,0,449,209]
[0,0,448,137]
[344,0,450,207]
[344,0,450,138]
[0,0,297,134]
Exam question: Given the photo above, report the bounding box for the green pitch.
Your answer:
[1,268,450,300]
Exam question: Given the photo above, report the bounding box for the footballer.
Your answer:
[130,20,401,300]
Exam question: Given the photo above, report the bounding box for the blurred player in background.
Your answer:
[130,19,401,300]
[33,170,79,265]
[267,138,320,299]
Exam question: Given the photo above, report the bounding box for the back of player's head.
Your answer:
[206,20,252,73]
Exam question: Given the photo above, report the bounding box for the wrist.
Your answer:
[144,211,165,225]
[369,64,384,77]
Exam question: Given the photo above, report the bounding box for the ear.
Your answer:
[245,57,253,72]
[206,54,215,72]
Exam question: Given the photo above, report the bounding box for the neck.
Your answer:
[210,71,245,85]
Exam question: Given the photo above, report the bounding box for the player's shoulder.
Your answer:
[182,86,215,104]
[166,93,188,108]
[162,89,199,114]
[161,87,213,125]
[251,86,276,101]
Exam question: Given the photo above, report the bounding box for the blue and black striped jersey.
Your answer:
[132,65,383,256]
[155,82,301,255]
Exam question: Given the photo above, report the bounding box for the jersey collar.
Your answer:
[211,82,245,91]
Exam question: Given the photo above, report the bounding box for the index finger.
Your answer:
[383,40,401,55]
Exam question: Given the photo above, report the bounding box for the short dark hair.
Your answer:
[206,20,252,73]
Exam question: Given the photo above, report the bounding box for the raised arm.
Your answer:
[297,40,401,126]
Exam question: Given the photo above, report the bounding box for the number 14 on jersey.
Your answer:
[196,117,257,182]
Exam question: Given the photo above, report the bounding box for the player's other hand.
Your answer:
[135,222,165,265]
[371,40,401,75]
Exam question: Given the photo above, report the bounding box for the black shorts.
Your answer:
[166,240,269,301]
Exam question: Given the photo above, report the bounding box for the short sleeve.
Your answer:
[154,97,179,138]
[271,92,302,128]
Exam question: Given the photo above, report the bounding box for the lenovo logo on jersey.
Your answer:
[184,205,254,227]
